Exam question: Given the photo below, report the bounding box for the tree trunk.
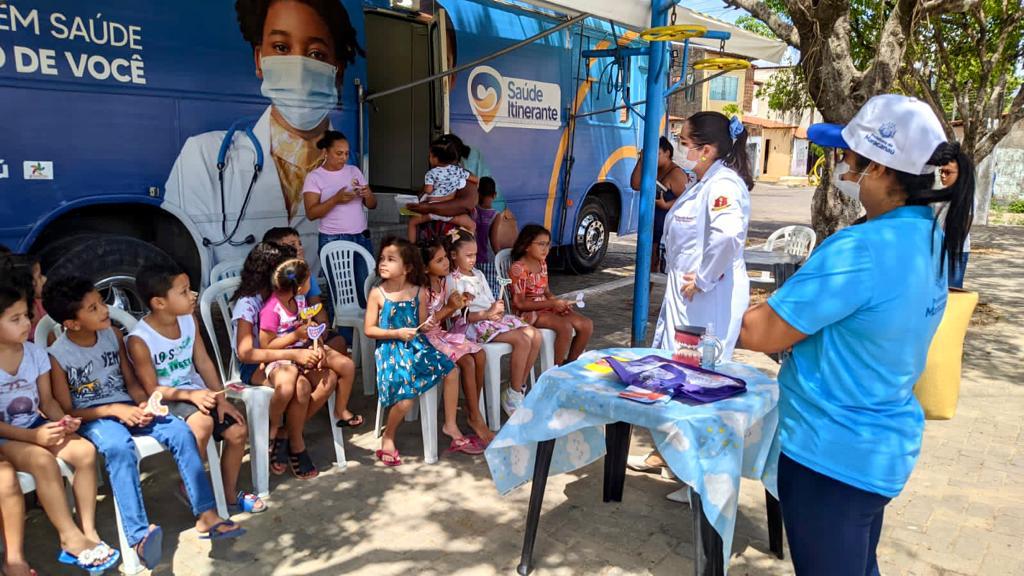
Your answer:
[811,162,862,238]
[974,154,994,226]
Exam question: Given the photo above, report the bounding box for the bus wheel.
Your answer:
[568,197,610,274]
[45,235,176,318]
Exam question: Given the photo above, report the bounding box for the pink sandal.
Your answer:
[447,437,485,456]
[376,449,402,466]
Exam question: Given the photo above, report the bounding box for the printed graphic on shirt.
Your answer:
[65,350,124,403]
[0,381,38,427]
[712,196,731,211]
[153,336,195,387]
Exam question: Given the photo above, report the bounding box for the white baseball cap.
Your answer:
[807,94,947,175]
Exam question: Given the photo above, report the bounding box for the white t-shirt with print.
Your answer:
[128,315,205,391]
[0,342,49,428]
[231,295,264,352]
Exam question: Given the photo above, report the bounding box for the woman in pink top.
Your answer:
[303,131,377,308]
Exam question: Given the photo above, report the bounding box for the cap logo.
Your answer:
[865,121,898,156]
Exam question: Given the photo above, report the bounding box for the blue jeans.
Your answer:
[79,412,217,546]
[778,452,890,576]
[319,232,373,342]
[948,252,969,289]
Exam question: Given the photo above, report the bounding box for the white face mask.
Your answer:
[831,161,866,202]
[260,55,339,131]
[678,146,699,171]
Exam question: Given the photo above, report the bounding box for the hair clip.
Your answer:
[729,116,745,143]
[446,228,462,241]
[286,272,297,281]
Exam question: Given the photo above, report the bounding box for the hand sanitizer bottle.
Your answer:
[700,322,718,370]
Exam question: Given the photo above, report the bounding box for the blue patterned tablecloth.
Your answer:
[485,348,780,572]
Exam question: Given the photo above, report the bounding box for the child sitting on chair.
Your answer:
[46,276,243,569]
[127,262,254,537]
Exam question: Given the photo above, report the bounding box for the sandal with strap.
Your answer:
[228,491,267,514]
[133,524,163,569]
[447,436,485,456]
[289,450,319,480]
[375,449,402,467]
[57,543,120,573]
[270,437,289,475]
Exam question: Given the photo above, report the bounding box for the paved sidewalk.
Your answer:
[21,226,1023,575]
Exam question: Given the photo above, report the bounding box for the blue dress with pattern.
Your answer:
[375,287,455,407]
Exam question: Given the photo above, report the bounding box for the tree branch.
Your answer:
[723,0,801,48]
[910,66,956,140]
[861,0,919,95]
[976,87,1024,161]
[922,0,978,15]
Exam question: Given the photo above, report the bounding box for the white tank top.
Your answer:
[128,315,205,391]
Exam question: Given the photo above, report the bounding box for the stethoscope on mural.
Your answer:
[202,117,263,248]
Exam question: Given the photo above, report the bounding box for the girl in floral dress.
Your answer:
[446,230,541,417]
[510,225,593,364]
[420,240,492,447]
[364,238,461,465]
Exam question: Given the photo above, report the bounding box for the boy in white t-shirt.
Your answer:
[127,262,261,534]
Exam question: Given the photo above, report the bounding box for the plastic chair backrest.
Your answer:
[320,240,376,316]
[108,307,138,332]
[764,225,817,261]
[34,315,62,345]
[199,277,242,383]
[36,307,137,345]
[210,259,244,283]
[493,249,513,308]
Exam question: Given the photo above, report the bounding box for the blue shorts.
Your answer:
[0,415,49,445]
[239,363,259,384]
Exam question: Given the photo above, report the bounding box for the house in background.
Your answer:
[667,57,818,185]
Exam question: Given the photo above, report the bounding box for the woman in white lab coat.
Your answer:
[652,112,753,360]
[161,0,362,279]
[629,113,754,498]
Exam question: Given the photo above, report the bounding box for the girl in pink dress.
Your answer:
[420,240,492,446]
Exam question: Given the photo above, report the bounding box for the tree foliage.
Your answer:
[723,0,1024,236]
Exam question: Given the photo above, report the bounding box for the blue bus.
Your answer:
[0,0,671,310]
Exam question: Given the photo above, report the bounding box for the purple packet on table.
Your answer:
[605,355,746,405]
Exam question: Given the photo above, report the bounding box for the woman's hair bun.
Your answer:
[928,141,961,166]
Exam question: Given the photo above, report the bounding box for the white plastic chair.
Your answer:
[320,240,377,396]
[749,225,817,286]
[494,249,559,375]
[209,259,244,284]
[198,278,348,501]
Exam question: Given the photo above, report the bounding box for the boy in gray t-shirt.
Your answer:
[45,276,246,568]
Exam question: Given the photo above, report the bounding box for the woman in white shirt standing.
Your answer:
[652,112,753,359]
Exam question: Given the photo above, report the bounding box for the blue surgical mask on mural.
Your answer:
[259,55,339,131]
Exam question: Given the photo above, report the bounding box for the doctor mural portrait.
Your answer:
[163,0,363,271]
[652,112,753,360]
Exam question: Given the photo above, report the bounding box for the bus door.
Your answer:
[365,10,434,194]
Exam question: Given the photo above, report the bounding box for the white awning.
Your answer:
[528,1,787,63]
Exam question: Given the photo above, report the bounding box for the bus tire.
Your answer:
[568,197,610,274]
[45,235,176,318]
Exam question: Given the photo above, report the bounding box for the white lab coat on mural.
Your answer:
[162,106,321,282]
[652,160,750,360]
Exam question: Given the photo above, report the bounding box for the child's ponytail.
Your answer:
[271,258,310,295]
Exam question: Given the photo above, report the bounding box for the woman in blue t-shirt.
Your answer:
[739,95,975,576]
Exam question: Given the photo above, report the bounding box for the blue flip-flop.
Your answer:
[57,543,120,573]
[227,491,267,514]
[198,520,246,541]
[133,525,163,569]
